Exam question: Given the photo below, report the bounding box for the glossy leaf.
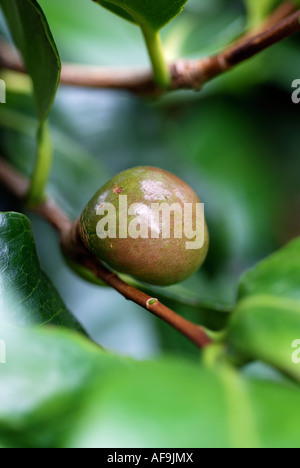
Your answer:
[0,212,85,332]
[0,324,122,447]
[1,324,300,448]
[228,295,300,381]
[0,0,61,204]
[94,0,188,32]
[239,237,300,302]
[228,238,300,380]
[0,0,61,122]
[66,360,300,448]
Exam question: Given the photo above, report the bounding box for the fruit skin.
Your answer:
[79,166,209,286]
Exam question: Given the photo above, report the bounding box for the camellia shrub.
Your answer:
[0,0,300,449]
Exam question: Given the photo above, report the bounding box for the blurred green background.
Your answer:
[0,0,300,359]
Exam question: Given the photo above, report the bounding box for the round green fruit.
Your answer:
[79,166,209,286]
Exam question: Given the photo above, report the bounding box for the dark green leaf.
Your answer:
[0,212,85,332]
[0,0,61,122]
[94,0,188,32]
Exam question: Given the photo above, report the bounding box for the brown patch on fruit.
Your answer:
[113,184,124,194]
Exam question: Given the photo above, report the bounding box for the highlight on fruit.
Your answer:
[79,166,209,286]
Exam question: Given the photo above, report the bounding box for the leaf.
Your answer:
[0,212,85,332]
[57,361,300,448]
[228,295,300,381]
[0,0,61,203]
[0,324,125,447]
[239,237,300,302]
[0,0,61,123]
[228,238,300,380]
[36,0,145,67]
[94,0,188,32]
[1,324,300,447]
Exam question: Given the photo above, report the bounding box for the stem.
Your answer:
[27,120,52,206]
[1,6,299,92]
[141,26,171,89]
[62,220,212,349]
[223,10,300,67]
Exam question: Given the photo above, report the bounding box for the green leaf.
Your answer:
[228,295,300,381]
[228,238,300,380]
[239,237,300,302]
[94,0,188,32]
[0,0,61,204]
[0,324,124,447]
[0,0,61,122]
[0,212,85,332]
[27,120,53,205]
[62,361,300,448]
[2,324,300,448]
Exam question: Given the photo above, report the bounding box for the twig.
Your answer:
[0,158,72,233]
[263,1,296,28]
[63,222,212,349]
[0,41,155,93]
[0,157,28,198]
[224,1,296,51]
[0,4,298,346]
[222,9,300,67]
[0,157,212,349]
[171,9,300,90]
[1,8,300,92]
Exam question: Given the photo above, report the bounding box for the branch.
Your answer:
[221,9,300,67]
[0,40,154,93]
[263,1,296,28]
[223,1,296,51]
[1,7,300,92]
[171,8,300,90]
[0,157,212,349]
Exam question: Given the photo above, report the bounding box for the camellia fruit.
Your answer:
[79,166,209,286]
